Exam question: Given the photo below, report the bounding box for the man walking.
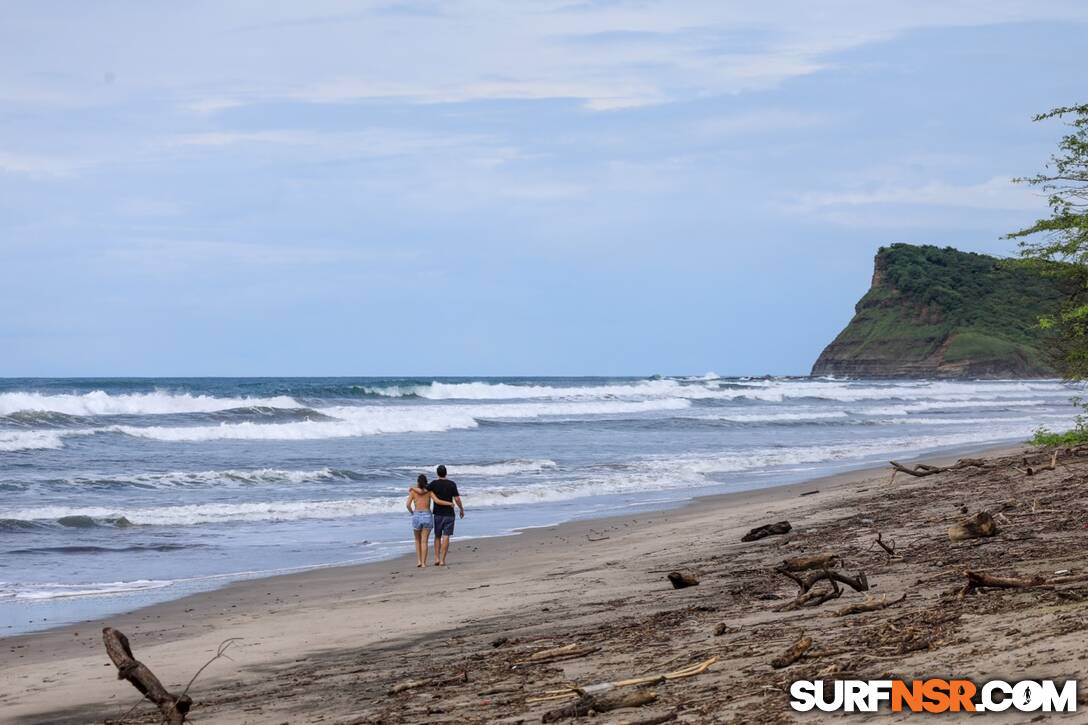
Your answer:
[427,464,464,567]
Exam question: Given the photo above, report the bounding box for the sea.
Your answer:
[0,376,1078,635]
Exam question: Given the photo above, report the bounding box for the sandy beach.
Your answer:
[4,442,1087,723]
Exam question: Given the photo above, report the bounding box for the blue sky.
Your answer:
[2,1,1086,376]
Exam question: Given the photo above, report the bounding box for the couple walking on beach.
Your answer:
[406,464,464,567]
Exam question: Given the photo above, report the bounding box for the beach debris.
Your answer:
[389,670,468,694]
[776,576,842,611]
[1025,450,1059,476]
[799,489,820,496]
[608,711,678,725]
[872,532,898,559]
[527,657,719,705]
[947,511,997,541]
[102,627,193,725]
[741,520,791,541]
[541,690,658,722]
[834,593,907,616]
[889,457,987,477]
[490,636,509,648]
[389,679,427,695]
[516,643,600,665]
[770,632,812,669]
[713,622,730,636]
[667,571,699,589]
[775,567,868,594]
[778,552,840,572]
[959,569,1088,598]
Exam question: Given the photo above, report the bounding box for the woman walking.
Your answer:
[406,474,452,567]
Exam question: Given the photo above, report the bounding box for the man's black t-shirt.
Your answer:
[427,478,459,516]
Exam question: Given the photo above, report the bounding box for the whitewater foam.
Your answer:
[106,399,692,442]
[0,579,174,601]
[0,391,302,417]
[0,430,65,452]
[443,459,557,476]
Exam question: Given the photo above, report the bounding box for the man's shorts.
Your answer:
[433,514,456,538]
[411,511,433,531]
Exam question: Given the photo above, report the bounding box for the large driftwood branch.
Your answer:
[541,690,658,722]
[775,567,869,594]
[102,627,191,725]
[959,569,1088,598]
[776,576,842,611]
[889,458,987,478]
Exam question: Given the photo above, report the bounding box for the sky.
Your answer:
[2,1,1086,377]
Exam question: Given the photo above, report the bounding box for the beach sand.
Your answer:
[3,443,1087,723]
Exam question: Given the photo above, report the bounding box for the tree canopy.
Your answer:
[1009,103,1088,380]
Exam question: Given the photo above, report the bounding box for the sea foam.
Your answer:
[0,391,302,417]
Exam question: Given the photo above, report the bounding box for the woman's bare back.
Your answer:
[408,487,432,512]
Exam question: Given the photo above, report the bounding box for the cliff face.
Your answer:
[811,244,1062,379]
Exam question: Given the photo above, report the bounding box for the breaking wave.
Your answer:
[0,430,66,452]
[0,391,302,417]
[105,399,691,442]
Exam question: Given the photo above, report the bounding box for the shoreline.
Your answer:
[0,441,1026,723]
[1,440,1016,642]
[0,437,1029,640]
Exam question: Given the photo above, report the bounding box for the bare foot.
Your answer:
[416,563,422,568]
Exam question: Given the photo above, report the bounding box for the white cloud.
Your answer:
[0,151,90,179]
[5,2,1087,114]
[790,176,1045,213]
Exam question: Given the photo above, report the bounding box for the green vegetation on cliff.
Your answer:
[811,244,1065,378]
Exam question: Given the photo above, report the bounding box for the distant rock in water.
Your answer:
[812,244,1064,379]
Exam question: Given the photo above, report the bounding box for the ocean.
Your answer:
[0,376,1077,635]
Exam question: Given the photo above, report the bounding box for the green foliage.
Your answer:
[1008,103,1088,380]
[874,244,1064,350]
[1029,396,1088,447]
[825,244,1062,372]
[1030,426,1088,447]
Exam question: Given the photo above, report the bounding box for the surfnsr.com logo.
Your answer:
[790,679,1078,713]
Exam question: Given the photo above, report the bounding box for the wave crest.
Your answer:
[0,390,303,417]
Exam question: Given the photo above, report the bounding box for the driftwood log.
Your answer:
[541,690,658,722]
[667,572,699,589]
[777,577,842,611]
[770,632,812,669]
[889,458,987,477]
[834,593,907,616]
[1026,450,1059,476]
[775,567,869,594]
[959,569,1088,597]
[741,521,791,542]
[102,627,192,725]
[778,552,840,572]
[948,511,997,542]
